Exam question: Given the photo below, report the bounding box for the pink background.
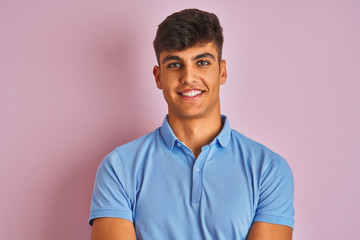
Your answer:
[1,1,359,239]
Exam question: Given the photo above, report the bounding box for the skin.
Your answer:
[91,41,293,239]
[91,218,136,240]
[153,42,227,157]
[246,222,293,240]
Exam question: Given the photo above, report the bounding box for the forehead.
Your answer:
[159,42,219,63]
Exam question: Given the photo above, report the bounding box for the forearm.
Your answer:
[91,218,137,240]
[246,222,292,240]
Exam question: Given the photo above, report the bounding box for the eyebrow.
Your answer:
[162,55,182,64]
[193,52,216,61]
[162,52,216,65]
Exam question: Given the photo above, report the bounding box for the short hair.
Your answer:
[153,8,224,64]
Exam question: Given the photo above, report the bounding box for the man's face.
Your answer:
[153,42,227,121]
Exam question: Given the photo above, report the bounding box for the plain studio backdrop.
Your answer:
[1,0,359,239]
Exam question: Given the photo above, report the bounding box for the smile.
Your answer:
[177,89,205,98]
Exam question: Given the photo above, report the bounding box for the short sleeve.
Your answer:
[89,149,133,225]
[253,154,294,228]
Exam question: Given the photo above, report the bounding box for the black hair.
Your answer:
[153,8,224,64]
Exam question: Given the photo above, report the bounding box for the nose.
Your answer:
[180,65,197,85]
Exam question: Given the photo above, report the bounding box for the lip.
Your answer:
[177,88,205,100]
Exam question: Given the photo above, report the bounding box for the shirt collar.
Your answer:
[160,115,231,149]
[160,115,178,149]
[216,115,231,147]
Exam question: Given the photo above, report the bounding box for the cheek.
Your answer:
[161,74,178,89]
[161,82,177,99]
[204,73,221,88]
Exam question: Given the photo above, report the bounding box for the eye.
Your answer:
[167,62,182,68]
[197,60,210,66]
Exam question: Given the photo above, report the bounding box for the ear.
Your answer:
[153,65,162,89]
[219,59,227,85]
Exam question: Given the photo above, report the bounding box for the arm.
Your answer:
[251,154,294,238]
[91,217,137,240]
[90,151,135,239]
[246,222,292,240]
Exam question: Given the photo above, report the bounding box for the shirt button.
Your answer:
[195,168,200,172]
[177,143,181,147]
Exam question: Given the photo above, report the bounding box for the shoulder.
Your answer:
[229,129,291,173]
[230,129,274,152]
[116,128,160,153]
[101,128,162,167]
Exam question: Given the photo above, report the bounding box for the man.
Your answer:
[89,9,294,240]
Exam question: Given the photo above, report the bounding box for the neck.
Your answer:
[168,113,223,158]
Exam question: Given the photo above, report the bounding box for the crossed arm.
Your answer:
[91,218,292,240]
[91,218,136,240]
[246,221,293,239]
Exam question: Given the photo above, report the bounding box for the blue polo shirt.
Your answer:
[89,115,294,239]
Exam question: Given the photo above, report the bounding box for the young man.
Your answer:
[89,9,294,240]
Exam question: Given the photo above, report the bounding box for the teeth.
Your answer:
[182,90,202,97]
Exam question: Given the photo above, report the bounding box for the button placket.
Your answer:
[191,145,212,204]
[176,141,196,167]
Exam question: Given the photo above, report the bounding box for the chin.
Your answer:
[176,111,207,120]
